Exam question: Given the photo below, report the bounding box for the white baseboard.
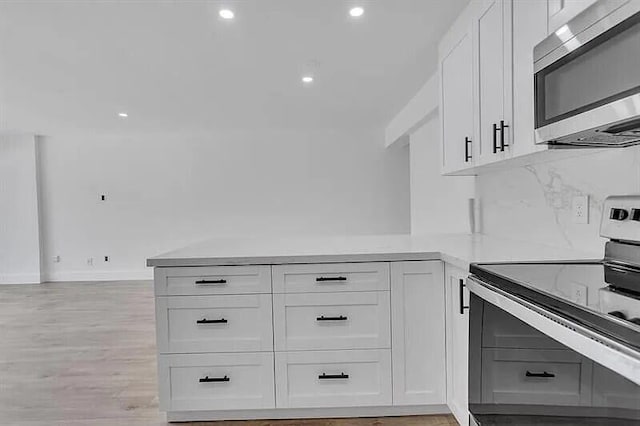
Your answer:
[43,269,153,282]
[167,404,450,422]
[0,272,42,284]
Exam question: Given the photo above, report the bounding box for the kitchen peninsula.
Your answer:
[147,233,596,423]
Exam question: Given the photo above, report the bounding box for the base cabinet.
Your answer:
[445,264,470,426]
[153,260,449,420]
[391,261,446,405]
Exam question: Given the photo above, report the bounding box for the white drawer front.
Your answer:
[275,350,392,408]
[158,352,275,411]
[272,262,389,293]
[481,348,592,406]
[273,291,390,351]
[154,265,271,296]
[156,294,273,354]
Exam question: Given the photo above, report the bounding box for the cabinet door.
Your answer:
[548,0,597,34]
[512,0,549,158]
[445,264,470,426]
[391,261,446,405]
[440,26,475,174]
[476,0,513,165]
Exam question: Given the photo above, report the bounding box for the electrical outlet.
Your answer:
[570,282,588,305]
[53,255,61,263]
[104,256,109,262]
[100,194,106,201]
[87,257,94,266]
[572,195,589,224]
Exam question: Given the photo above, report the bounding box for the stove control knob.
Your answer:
[630,318,640,326]
[610,208,629,221]
[631,209,640,222]
[609,310,627,320]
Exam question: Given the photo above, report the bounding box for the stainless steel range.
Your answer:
[467,195,640,425]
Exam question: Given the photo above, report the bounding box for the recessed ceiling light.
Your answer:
[118,112,128,118]
[219,9,234,20]
[349,7,364,17]
[302,76,314,84]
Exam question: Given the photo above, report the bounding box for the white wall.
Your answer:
[38,128,410,281]
[0,134,42,283]
[409,113,474,235]
[476,147,640,255]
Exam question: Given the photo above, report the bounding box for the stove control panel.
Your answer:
[601,196,640,242]
[610,208,630,221]
[599,288,640,327]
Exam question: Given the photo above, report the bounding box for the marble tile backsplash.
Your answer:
[476,147,640,256]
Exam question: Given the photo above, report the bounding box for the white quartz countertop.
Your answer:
[146,233,600,271]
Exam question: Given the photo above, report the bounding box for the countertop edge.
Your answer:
[146,251,446,268]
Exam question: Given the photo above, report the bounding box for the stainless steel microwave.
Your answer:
[534,0,640,148]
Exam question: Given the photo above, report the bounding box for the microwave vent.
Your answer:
[547,116,640,148]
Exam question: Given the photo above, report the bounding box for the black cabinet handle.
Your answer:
[196,318,228,324]
[500,120,509,151]
[492,123,498,154]
[316,276,347,282]
[525,371,555,378]
[316,315,348,321]
[199,375,230,383]
[195,279,227,285]
[459,279,469,315]
[319,373,349,380]
[464,137,472,162]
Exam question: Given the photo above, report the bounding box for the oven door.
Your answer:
[534,1,640,145]
[467,276,640,426]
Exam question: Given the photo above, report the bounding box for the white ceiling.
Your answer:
[0,0,468,135]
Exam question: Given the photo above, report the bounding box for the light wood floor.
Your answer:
[0,280,458,426]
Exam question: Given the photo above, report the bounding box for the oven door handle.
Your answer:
[459,279,469,315]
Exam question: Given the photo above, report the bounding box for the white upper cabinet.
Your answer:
[512,0,550,158]
[440,25,475,174]
[475,0,513,165]
[439,0,556,174]
[547,0,598,34]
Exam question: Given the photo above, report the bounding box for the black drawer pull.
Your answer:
[319,373,349,380]
[464,137,472,162]
[196,318,228,324]
[316,276,347,282]
[316,315,348,321]
[499,120,509,151]
[199,375,230,383]
[195,279,227,285]
[525,371,555,378]
[459,279,469,315]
